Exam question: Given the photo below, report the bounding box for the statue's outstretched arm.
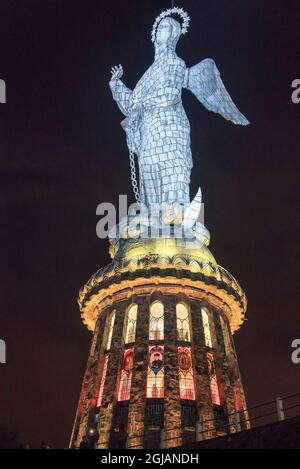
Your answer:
[109,64,132,117]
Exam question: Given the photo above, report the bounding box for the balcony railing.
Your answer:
[125,392,300,449]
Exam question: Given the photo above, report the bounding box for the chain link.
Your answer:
[129,149,140,203]
[129,123,141,203]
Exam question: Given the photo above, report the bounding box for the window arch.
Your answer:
[118,348,134,401]
[207,352,221,405]
[220,315,233,357]
[146,345,164,398]
[97,354,109,407]
[201,308,212,348]
[105,310,115,350]
[125,304,137,344]
[149,301,164,340]
[176,303,191,342]
[178,347,195,400]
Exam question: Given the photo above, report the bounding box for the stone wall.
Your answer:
[70,280,248,449]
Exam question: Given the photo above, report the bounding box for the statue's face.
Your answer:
[156,19,172,45]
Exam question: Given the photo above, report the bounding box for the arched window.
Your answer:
[207,352,221,405]
[146,346,164,398]
[118,349,134,401]
[149,301,164,340]
[178,347,195,400]
[97,355,109,407]
[220,315,233,357]
[125,304,137,344]
[105,310,115,350]
[233,382,243,412]
[201,308,212,348]
[176,303,191,342]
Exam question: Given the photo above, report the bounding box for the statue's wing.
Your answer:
[184,58,250,125]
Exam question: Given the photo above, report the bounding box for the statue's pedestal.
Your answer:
[109,213,211,252]
[78,234,246,334]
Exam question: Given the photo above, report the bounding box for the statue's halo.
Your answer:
[151,7,190,43]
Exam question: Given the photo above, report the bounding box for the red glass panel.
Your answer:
[178,347,195,400]
[118,349,134,402]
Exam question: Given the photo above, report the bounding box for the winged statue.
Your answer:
[109,7,249,235]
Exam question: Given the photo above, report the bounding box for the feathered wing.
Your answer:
[184,58,250,125]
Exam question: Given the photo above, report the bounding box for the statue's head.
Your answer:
[151,7,190,52]
[155,17,181,50]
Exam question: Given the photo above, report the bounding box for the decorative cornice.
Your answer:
[78,254,247,334]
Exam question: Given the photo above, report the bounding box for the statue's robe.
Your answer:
[110,50,192,206]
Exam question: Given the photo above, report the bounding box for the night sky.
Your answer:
[0,0,299,448]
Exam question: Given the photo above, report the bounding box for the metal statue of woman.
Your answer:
[109,7,249,229]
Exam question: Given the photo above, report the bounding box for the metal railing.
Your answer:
[121,392,300,449]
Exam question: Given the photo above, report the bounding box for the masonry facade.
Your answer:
[70,238,248,449]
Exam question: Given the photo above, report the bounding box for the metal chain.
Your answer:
[129,123,141,203]
[129,149,140,203]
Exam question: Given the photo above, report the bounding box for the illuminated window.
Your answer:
[106,310,115,350]
[207,352,221,405]
[233,383,243,412]
[125,304,137,344]
[118,349,134,401]
[97,355,109,407]
[178,347,195,400]
[149,302,164,340]
[147,346,164,398]
[176,303,191,342]
[201,308,212,348]
[220,315,232,356]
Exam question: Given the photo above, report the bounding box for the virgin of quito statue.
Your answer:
[70,7,250,450]
[109,7,249,243]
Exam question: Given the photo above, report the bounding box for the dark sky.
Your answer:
[0,0,299,448]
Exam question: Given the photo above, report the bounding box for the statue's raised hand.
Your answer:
[110,64,123,81]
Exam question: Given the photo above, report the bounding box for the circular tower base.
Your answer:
[70,237,248,449]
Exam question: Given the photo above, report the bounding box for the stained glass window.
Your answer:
[178,347,195,400]
[97,354,109,407]
[146,345,164,398]
[207,352,221,405]
[125,304,137,344]
[105,310,115,350]
[149,302,164,340]
[118,349,134,401]
[176,303,191,342]
[201,308,212,348]
[220,315,232,356]
[233,383,243,412]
